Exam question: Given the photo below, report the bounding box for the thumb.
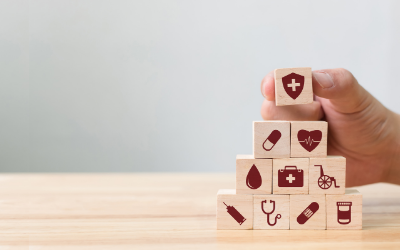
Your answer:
[312,68,373,113]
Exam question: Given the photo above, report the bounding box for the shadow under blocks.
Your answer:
[216,67,362,230]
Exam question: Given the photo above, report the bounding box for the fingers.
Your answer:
[260,71,275,101]
[261,99,323,121]
[312,68,373,113]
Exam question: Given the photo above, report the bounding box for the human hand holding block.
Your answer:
[260,68,400,186]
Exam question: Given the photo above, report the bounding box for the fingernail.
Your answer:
[261,80,267,98]
[313,71,334,89]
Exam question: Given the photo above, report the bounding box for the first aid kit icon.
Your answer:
[278,166,304,187]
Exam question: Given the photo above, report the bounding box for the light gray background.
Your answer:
[1,0,399,172]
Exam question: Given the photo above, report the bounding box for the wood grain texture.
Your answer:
[274,67,313,106]
[291,121,328,158]
[253,195,289,230]
[273,158,309,194]
[253,121,290,159]
[290,194,326,230]
[326,189,362,230]
[217,189,253,229]
[0,174,399,249]
[236,155,272,194]
[309,156,346,194]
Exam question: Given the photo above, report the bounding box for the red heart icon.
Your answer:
[297,130,322,152]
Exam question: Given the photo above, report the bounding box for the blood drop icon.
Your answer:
[246,164,262,189]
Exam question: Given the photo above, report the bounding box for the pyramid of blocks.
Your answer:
[217,67,362,230]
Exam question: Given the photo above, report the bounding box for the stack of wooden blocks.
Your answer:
[217,67,362,230]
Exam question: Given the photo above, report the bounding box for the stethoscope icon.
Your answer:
[261,200,281,226]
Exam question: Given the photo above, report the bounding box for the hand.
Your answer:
[260,68,400,186]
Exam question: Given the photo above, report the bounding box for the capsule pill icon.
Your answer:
[297,202,319,225]
[263,130,281,151]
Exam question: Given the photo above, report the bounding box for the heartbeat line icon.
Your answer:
[299,136,321,146]
[297,130,322,152]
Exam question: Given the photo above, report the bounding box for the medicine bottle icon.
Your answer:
[337,202,352,225]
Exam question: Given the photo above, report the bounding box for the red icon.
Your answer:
[246,164,262,189]
[315,165,340,189]
[297,129,322,152]
[282,72,305,100]
[297,202,319,224]
[261,200,281,226]
[337,202,352,225]
[278,166,304,187]
[223,202,246,225]
[263,130,281,151]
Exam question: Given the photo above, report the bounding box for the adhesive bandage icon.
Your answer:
[297,202,319,224]
[263,130,281,151]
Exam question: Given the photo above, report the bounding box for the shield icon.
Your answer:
[282,73,305,100]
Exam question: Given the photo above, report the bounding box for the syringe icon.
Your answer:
[223,202,246,225]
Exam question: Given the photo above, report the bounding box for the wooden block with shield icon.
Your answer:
[253,121,291,159]
[274,67,313,106]
[253,194,290,229]
[326,189,362,229]
[290,194,326,230]
[290,121,328,158]
[236,155,272,195]
[309,156,346,195]
[217,189,253,229]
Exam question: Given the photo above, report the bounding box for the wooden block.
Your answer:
[290,194,326,230]
[253,121,290,159]
[217,189,253,229]
[274,67,313,106]
[236,155,272,195]
[253,195,290,229]
[273,158,309,194]
[290,121,327,158]
[326,189,362,229]
[309,156,346,195]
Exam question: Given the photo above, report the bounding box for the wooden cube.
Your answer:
[236,155,272,195]
[273,158,309,194]
[274,67,313,106]
[216,189,253,229]
[253,121,290,159]
[290,194,326,230]
[253,195,289,229]
[326,189,362,229]
[291,121,327,158]
[309,156,346,195]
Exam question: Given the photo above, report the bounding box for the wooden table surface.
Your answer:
[0,173,399,249]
